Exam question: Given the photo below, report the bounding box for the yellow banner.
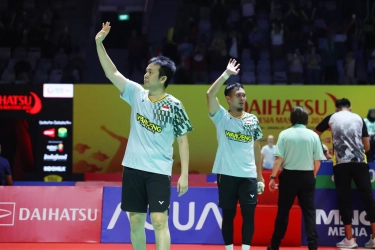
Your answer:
[73,85,374,174]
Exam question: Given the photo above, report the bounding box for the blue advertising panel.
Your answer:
[302,189,375,247]
[101,187,224,244]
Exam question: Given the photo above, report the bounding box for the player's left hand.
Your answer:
[177,175,188,197]
[257,181,265,194]
[257,175,265,194]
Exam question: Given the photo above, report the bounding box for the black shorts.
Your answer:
[121,167,171,214]
[217,174,258,209]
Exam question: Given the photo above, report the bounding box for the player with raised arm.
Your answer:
[206,59,264,250]
[95,22,193,250]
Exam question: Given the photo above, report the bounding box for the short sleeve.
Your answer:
[208,106,226,125]
[362,119,369,137]
[315,114,332,133]
[3,159,11,175]
[173,102,193,137]
[313,135,325,160]
[119,79,144,106]
[274,134,285,158]
[252,116,263,141]
[261,146,265,154]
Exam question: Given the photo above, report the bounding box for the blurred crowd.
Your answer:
[0,0,85,84]
[132,0,375,85]
[2,0,375,85]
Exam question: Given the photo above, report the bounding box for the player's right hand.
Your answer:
[95,22,111,44]
[225,58,240,76]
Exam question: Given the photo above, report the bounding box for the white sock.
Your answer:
[242,244,250,250]
[225,244,233,250]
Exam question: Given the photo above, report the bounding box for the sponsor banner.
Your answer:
[43,84,74,98]
[206,174,217,183]
[0,85,73,176]
[0,186,103,242]
[38,120,73,173]
[73,85,375,174]
[315,162,375,189]
[101,187,223,244]
[22,173,84,182]
[302,189,375,246]
[0,85,73,119]
[317,162,375,175]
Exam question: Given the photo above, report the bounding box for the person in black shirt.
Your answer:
[314,98,375,249]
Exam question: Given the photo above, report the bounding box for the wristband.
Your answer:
[222,72,229,80]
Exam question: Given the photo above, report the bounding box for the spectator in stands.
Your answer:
[300,0,317,26]
[0,143,12,186]
[268,106,322,250]
[364,108,375,162]
[306,46,321,84]
[261,135,276,170]
[288,49,304,83]
[270,0,282,23]
[333,26,348,60]
[177,36,195,59]
[162,34,179,66]
[321,35,338,84]
[271,22,284,60]
[284,2,301,34]
[248,23,262,65]
[241,0,256,23]
[192,43,208,84]
[227,30,242,62]
[209,32,227,71]
[363,16,375,52]
[58,26,72,55]
[344,51,357,84]
[304,27,318,52]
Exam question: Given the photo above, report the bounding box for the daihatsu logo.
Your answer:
[0,202,16,226]
[0,208,12,219]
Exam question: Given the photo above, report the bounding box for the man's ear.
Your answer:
[159,76,167,84]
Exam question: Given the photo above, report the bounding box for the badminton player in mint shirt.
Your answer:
[96,22,193,250]
[206,59,264,250]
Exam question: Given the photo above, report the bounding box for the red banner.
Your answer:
[0,186,103,242]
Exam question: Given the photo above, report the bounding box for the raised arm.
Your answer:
[95,22,127,93]
[206,59,240,115]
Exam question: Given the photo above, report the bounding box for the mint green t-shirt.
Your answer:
[275,124,324,171]
[209,106,263,178]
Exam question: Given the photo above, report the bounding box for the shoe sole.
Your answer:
[336,245,358,249]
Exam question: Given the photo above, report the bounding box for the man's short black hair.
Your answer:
[148,56,176,89]
[335,98,351,108]
[224,83,244,97]
[290,106,309,125]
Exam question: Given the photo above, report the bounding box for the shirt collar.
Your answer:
[293,124,306,128]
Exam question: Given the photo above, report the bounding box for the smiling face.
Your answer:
[143,63,166,91]
[226,87,246,112]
